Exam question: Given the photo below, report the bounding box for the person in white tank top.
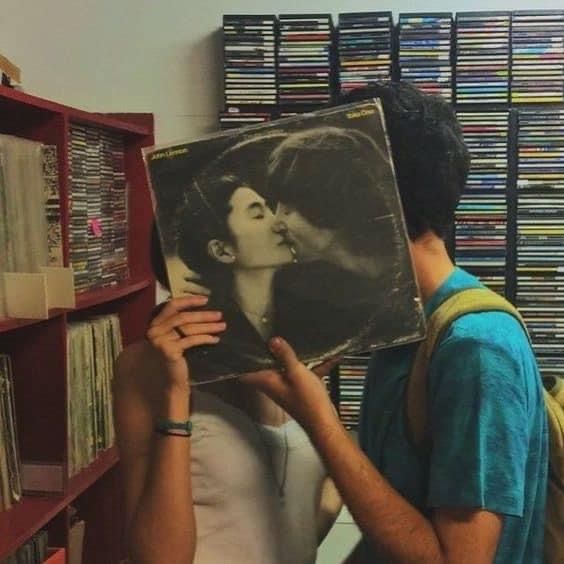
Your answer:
[113,192,341,563]
[189,389,330,564]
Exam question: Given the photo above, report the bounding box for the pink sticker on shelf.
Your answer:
[89,218,103,237]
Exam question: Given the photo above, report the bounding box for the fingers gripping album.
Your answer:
[143,100,425,383]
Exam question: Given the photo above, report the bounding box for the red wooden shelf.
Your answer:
[0,447,119,559]
[1,85,154,561]
[0,496,65,559]
[0,277,152,333]
[45,547,66,564]
[74,277,152,310]
[67,447,119,500]
[0,85,152,137]
[0,309,67,334]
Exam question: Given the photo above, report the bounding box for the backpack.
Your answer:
[405,286,564,564]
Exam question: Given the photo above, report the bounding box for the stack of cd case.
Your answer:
[107,132,129,285]
[398,13,453,101]
[219,110,273,130]
[86,127,103,288]
[338,353,370,430]
[223,15,277,108]
[455,12,510,104]
[516,109,564,378]
[277,14,334,107]
[68,124,128,291]
[337,12,393,95]
[455,111,509,296]
[69,124,89,291]
[511,11,564,104]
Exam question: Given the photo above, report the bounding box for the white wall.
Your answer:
[1,0,562,144]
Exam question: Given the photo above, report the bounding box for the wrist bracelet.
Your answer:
[155,418,193,437]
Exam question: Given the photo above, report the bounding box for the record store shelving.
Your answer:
[337,12,394,95]
[398,13,454,102]
[220,9,564,430]
[515,107,564,381]
[0,86,155,561]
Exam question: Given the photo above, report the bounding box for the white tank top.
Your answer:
[190,390,327,564]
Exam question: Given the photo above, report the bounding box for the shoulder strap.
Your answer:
[406,287,528,456]
[543,376,564,479]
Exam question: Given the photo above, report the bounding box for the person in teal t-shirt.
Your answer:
[245,81,548,563]
[358,266,547,563]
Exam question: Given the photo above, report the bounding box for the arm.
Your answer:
[316,477,342,543]
[113,296,225,564]
[308,406,502,563]
[114,351,195,564]
[244,338,504,564]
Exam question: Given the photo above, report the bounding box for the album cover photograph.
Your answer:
[144,100,425,383]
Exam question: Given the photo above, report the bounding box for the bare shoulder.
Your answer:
[114,340,165,405]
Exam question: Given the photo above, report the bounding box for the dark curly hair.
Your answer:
[337,81,470,240]
[171,131,290,296]
[267,126,399,258]
[149,172,240,294]
[176,174,242,295]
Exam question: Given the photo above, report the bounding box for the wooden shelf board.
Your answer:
[0,86,152,136]
[0,277,152,332]
[0,309,66,334]
[0,447,119,559]
[66,446,119,501]
[74,277,152,310]
[0,496,65,559]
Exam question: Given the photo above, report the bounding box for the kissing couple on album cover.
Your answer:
[145,101,425,383]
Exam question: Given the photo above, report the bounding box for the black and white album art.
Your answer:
[144,100,425,383]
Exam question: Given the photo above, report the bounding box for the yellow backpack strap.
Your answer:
[543,376,564,481]
[542,375,564,564]
[406,287,528,456]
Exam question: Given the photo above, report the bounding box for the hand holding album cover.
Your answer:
[144,100,425,383]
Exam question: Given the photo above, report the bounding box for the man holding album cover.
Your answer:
[245,82,548,564]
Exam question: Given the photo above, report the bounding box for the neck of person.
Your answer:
[409,230,455,303]
[233,268,276,340]
[204,379,290,427]
[240,387,290,426]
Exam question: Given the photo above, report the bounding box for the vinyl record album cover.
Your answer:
[144,100,425,383]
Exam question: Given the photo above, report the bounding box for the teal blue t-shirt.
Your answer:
[358,267,548,563]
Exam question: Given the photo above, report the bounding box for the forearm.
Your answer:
[129,386,196,564]
[308,412,445,564]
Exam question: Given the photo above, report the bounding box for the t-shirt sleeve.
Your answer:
[426,328,528,516]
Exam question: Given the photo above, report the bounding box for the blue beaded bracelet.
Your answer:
[155,419,193,437]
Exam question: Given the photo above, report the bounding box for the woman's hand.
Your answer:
[145,295,226,390]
